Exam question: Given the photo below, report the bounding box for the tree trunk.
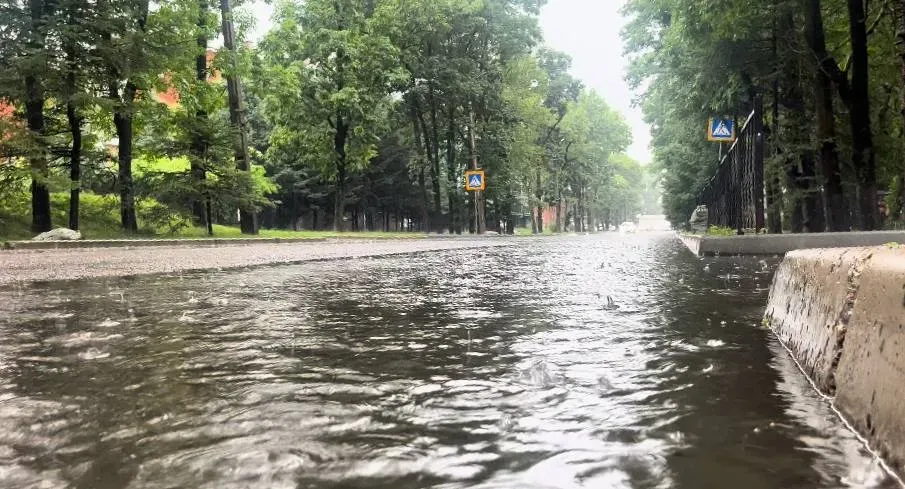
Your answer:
[535,171,544,234]
[113,109,136,233]
[25,74,51,233]
[446,106,458,234]
[414,104,440,231]
[847,0,878,230]
[103,0,146,233]
[426,86,443,228]
[333,118,349,232]
[778,8,823,232]
[67,100,82,231]
[805,0,847,231]
[767,29,784,234]
[64,7,82,232]
[113,87,138,232]
[192,0,210,227]
[411,106,431,231]
[220,0,257,234]
[25,0,51,234]
[801,153,825,232]
[205,200,213,235]
[896,0,905,221]
[577,185,585,233]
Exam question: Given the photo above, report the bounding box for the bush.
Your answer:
[137,199,192,235]
[706,225,736,236]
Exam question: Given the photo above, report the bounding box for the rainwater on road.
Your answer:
[0,234,897,489]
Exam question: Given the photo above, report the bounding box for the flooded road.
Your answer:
[0,234,896,488]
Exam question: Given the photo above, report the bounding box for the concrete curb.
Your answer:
[0,238,515,285]
[0,236,443,251]
[681,231,905,256]
[765,246,905,478]
[2,237,329,250]
[0,233,533,251]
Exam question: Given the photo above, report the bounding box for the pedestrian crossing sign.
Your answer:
[707,117,736,142]
[465,170,485,191]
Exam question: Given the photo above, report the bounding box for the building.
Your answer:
[153,50,222,109]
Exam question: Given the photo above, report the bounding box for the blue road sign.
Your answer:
[465,170,485,191]
[708,118,736,142]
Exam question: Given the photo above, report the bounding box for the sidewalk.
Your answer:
[0,238,512,285]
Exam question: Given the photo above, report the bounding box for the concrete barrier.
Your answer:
[765,246,905,477]
[682,230,905,256]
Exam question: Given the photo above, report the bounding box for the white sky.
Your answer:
[539,0,650,164]
[242,0,651,164]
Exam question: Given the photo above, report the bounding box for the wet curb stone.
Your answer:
[765,246,905,478]
[0,236,422,251]
[681,230,905,256]
[0,234,522,251]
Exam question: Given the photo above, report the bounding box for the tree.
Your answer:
[624,0,903,232]
[561,89,632,231]
[260,0,403,231]
[0,0,649,239]
[0,0,57,232]
[805,0,847,231]
[535,48,582,233]
[219,0,257,234]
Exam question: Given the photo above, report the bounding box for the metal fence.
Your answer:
[698,99,766,233]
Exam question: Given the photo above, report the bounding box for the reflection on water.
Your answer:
[0,234,895,488]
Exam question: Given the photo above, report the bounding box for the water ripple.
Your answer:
[0,234,895,488]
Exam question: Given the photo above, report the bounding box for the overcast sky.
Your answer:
[242,0,651,164]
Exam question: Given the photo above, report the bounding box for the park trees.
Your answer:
[624,0,905,231]
[259,0,403,231]
[0,0,650,239]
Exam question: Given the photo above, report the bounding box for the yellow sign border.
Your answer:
[464,170,486,191]
[707,117,736,142]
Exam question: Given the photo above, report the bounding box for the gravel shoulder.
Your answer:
[0,238,512,285]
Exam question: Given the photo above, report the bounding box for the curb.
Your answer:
[0,233,527,251]
[2,237,332,251]
[680,230,905,256]
[765,246,905,480]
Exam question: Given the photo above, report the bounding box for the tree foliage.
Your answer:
[624,0,905,231]
[0,0,651,237]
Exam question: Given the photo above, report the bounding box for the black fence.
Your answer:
[698,99,766,233]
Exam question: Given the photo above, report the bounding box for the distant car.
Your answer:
[618,222,636,234]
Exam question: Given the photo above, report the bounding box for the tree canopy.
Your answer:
[624,0,905,231]
[0,0,651,238]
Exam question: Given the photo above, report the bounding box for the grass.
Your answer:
[0,192,424,242]
[705,225,737,237]
[172,226,425,240]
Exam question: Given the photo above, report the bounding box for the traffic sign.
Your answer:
[465,170,485,191]
[707,117,736,142]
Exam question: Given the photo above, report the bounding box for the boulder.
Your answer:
[32,228,82,241]
[688,205,709,233]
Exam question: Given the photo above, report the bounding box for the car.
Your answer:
[618,222,636,234]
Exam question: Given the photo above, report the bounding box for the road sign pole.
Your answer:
[468,109,486,235]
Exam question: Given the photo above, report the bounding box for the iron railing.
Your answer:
[698,98,766,233]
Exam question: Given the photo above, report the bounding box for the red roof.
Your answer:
[155,50,221,108]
